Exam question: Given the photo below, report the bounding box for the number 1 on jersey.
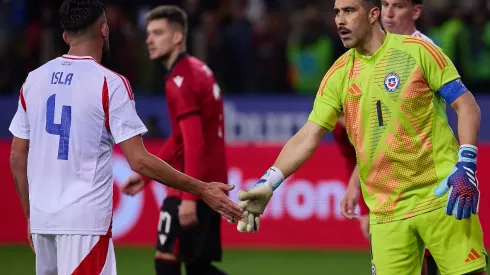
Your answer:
[46,94,71,160]
[376,100,384,126]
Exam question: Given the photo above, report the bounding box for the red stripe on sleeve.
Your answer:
[102,77,110,131]
[20,88,26,112]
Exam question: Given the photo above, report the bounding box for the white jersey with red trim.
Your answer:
[412,30,435,45]
[9,55,147,235]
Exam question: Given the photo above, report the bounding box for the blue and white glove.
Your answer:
[434,145,480,220]
[236,167,284,233]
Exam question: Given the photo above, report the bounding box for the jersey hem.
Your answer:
[30,228,108,235]
[370,205,445,225]
[113,127,148,144]
[307,118,332,131]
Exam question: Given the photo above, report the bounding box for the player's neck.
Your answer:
[67,41,103,63]
[356,28,386,56]
[164,48,186,70]
[400,25,417,36]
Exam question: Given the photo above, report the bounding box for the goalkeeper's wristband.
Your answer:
[256,167,284,191]
[459,144,477,163]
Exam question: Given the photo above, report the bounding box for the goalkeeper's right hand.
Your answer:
[235,167,284,233]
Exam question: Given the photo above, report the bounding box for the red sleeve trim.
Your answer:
[102,77,110,131]
[20,88,26,112]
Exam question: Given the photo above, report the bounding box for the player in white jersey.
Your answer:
[8,1,243,274]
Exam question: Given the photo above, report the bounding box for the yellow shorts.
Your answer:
[370,208,487,275]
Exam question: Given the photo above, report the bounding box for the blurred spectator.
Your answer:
[250,11,291,93]
[214,0,254,93]
[461,6,490,90]
[287,4,336,95]
[1,1,490,95]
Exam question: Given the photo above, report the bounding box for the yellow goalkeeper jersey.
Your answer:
[309,32,462,224]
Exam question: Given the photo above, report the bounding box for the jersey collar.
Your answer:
[166,51,189,75]
[60,54,97,62]
[354,31,391,63]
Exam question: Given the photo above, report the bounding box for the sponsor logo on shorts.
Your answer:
[465,248,482,263]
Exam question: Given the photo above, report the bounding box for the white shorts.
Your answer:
[32,234,116,275]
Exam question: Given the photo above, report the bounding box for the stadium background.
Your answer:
[1,0,490,274]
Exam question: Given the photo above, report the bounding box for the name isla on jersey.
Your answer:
[51,72,74,85]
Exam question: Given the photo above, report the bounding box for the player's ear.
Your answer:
[173,31,184,45]
[412,5,422,21]
[62,32,70,46]
[369,7,380,24]
[101,22,109,40]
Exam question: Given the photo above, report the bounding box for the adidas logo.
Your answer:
[465,249,482,262]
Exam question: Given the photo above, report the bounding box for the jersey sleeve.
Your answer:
[414,38,461,91]
[106,76,148,144]
[307,60,344,131]
[9,84,30,140]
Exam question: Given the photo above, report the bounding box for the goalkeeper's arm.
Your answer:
[272,120,328,181]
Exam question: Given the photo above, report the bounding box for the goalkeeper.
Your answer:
[233,0,486,274]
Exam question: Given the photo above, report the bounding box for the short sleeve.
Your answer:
[106,76,147,144]
[172,75,200,119]
[307,63,344,131]
[410,38,461,91]
[9,85,30,139]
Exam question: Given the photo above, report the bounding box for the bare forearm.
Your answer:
[134,153,204,197]
[348,165,360,189]
[273,122,327,178]
[10,155,29,219]
[452,93,481,146]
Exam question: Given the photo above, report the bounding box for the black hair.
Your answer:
[59,0,104,34]
[364,0,381,9]
[145,5,188,36]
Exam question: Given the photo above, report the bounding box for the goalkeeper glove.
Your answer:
[236,167,284,232]
[434,145,480,220]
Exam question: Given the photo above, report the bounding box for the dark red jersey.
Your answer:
[332,123,369,216]
[144,53,227,200]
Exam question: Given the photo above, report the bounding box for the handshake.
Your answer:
[229,167,284,233]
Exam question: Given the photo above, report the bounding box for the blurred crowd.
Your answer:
[1,0,490,96]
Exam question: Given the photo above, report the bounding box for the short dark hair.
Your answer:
[145,5,188,35]
[412,0,423,4]
[59,0,105,34]
[363,0,381,9]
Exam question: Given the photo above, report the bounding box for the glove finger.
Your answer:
[454,195,462,220]
[238,200,249,209]
[237,211,249,232]
[472,193,480,215]
[445,188,456,216]
[434,177,450,197]
[238,190,258,201]
[246,212,255,233]
[254,216,260,232]
[463,196,472,219]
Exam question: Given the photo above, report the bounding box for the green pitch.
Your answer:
[0,245,372,275]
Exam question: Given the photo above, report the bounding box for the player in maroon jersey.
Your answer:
[121,6,228,275]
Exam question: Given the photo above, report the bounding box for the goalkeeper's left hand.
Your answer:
[434,144,480,220]
[234,167,284,233]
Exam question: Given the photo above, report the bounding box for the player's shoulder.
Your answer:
[174,55,214,79]
[323,51,354,82]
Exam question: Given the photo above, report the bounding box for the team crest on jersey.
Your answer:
[384,72,401,92]
[371,264,377,275]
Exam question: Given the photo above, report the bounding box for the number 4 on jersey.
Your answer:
[45,94,71,160]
